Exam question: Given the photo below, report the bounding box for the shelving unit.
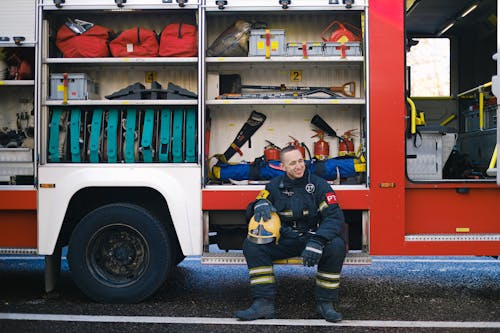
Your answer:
[39,2,200,164]
[0,0,37,186]
[202,0,368,187]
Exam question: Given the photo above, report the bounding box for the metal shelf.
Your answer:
[206,98,365,105]
[0,80,35,86]
[206,56,364,63]
[44,99,198,106]
[44,57,198,65]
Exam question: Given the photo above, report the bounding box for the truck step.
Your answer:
[0,248,37,255]
[201,251,372,265]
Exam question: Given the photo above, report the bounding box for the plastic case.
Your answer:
[286,42,323,56]
[49,73,99,100]
[406,126,457,180]
[0,148,33,177]
[323,41,362,57]
[248,29,286,56]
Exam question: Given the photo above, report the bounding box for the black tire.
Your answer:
[68,203,172,303]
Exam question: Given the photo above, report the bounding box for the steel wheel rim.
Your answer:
[86,223,149,288]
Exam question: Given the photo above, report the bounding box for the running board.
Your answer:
[201,252,372,265]
[405,234,500,242]
[0,248,37,255]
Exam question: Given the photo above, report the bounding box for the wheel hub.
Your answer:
[88,224,148,287]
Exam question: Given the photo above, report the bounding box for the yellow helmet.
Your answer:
[248,212,281,244]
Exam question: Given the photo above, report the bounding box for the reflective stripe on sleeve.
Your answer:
[305,246,323,254]
[318,201,328,212]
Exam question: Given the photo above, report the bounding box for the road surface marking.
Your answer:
[0,313,499,328]
[1,256,499,263]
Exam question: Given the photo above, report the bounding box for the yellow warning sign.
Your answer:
[290,70,302,82]
[145,72,157,83]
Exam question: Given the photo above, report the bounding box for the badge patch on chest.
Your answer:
[305,183,315,193]
[326,192,337,204]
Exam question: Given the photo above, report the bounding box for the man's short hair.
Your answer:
[280,145,301,162]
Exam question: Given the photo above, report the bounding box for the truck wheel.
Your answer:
[68,203,172,303]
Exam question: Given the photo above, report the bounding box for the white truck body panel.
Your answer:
[38,165,202,255]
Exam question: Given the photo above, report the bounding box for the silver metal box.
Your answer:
[286,42,323,57]
[248,29,286,56]
[323,41,362,57]
[49,73,98,100]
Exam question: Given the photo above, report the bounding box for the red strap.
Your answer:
[230,143,243,156]
[302,42,308,58]
[336,44,349,58]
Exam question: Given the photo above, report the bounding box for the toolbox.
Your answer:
[49,73,99,100]
[248,29,286,56]
[323,41,362,57]
[286,42,323,57]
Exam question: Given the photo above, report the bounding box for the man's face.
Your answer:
[281,149,305,179]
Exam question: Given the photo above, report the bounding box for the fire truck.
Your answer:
[0,0,498,303]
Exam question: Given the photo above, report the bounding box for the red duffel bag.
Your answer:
[159,22,197,57]
[56,24,112,58]
[110,27,159,57]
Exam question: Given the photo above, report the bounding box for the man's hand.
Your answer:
[301,237,327,267]
[253,199,276,222]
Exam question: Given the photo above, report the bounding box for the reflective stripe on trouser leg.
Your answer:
[315,237,346,302]
[249,265,275,299]
[315,271,340,302]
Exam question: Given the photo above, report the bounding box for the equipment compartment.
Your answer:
[203,4,367,186]
[40,5,200,165]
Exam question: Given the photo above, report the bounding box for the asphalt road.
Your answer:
[0,255,499,332]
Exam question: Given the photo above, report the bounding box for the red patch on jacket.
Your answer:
[326,192,337,204]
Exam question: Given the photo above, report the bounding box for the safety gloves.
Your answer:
[253,199,276,222]
[301,236,327,267]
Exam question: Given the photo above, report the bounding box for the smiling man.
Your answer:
[234,145,347,322]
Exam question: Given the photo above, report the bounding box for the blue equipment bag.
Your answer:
[212,157,357,181]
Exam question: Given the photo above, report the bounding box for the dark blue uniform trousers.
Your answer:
[242,233,346,302]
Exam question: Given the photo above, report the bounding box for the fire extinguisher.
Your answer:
[311,129,329,160]
[264,140,281,161]
[288,135,306,158]
[338,129,357,157]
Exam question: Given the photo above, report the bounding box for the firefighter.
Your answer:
[234,145,346,322]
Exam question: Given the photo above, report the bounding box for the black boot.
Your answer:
[316,301,342,322]
[234,298,275,321]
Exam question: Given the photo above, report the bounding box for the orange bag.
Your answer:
[159,23,197,57]
[110,27,159,57]
[56,24,112,58]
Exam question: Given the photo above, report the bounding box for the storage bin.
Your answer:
[323,41,362,57]
[49,73,98,100]
[0,148,32,162]
[406,127,457,180]
[286,42,323,57]
[248,29,286,56]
